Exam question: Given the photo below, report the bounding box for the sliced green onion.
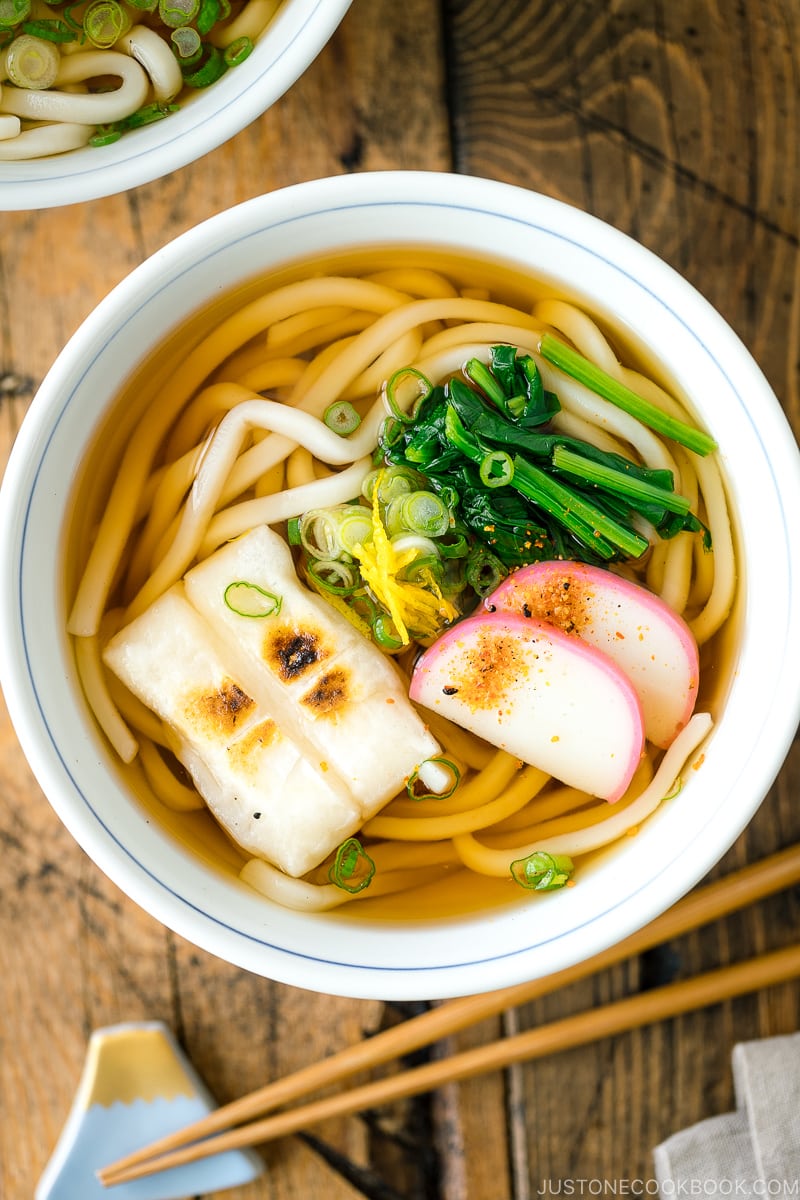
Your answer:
[464,545,507,596]
[395,552,441,590]
[338,508,373,553]
[158,0,198,26]
[383,495,409,537]
[299,508,344,559]
[0,0,31,29]
[113,102,178,131]
[307,558,360,596]
[384,366,432,424]
[328,837,375,893]
[362,464,422,506]
[182,41,226,85]
[372,613,404,651]
[89,127,123,146]
[83,0,130,46]
[63,0,87,31]
[175,42,202,67]
[397,552,443,587]
[223,34,252,66]
[443,561,467,597]
[223,580,281,618]
[171,24,200,57]
[399,490,450,538]
[323,400,361,437]
[5,33,59,86]
[435,483,460,510]
[125,0,158,10]
[406,756,461,801]
[510,850,574,891]
[286,515,302,546]
[551,445,692,515]
[479,449,514,489]
[195,0,218,32]
[21,19,75,42]
[351,591,379,626]
[539,333,717,457]
[436,528,470,559]
[391,533,439,559]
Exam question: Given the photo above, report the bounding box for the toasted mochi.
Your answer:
[103,586,360,877]
[184,525,441,817]
[410,613,645,802]
[486,561,699,748]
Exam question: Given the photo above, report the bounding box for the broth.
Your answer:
[65,246,741,920]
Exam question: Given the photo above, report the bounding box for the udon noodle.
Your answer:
[0,0,281,159]
[67,249,737,918]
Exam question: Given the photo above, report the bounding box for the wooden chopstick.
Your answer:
[103,941,800,1185]
[99,843,800,1187]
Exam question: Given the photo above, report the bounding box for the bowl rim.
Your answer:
[0,0,353,211]
[3,170,800,999]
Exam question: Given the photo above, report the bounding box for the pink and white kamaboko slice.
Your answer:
[410,612,645,802]
[486,561,699,748]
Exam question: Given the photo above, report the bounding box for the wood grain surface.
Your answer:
[1,0,799,1196]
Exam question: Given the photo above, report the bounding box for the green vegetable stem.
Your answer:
[538,333,718,457]
[382,344,711,570]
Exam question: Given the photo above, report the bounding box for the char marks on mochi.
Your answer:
[183,525,440,816]
[263,623,336,685]
[103,586,357,878]
[104,525,442,877]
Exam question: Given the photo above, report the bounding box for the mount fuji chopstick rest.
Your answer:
[36,1021,264,1199]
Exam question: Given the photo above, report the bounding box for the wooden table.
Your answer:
[2,1,799,1195]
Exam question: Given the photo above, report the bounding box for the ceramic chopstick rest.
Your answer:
[36,1020,264,1199]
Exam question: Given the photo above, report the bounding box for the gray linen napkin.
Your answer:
[654,1033,800,1197]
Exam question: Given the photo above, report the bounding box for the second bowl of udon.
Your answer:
[2,171,799,999]
[0,0,352,209]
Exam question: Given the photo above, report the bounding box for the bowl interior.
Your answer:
[0,0,352,210]
[3,173,800,999]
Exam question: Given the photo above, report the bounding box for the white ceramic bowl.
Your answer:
[0,0,351,210]
[2,171,799,1000]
